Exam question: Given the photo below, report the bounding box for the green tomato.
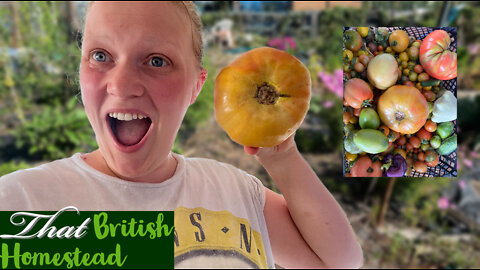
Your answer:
[430,135,441,149]
[344,30,362,52]
[353,129,389,154]
[436,122,454,139]
[421,142,430,151]
[359,108,380,129]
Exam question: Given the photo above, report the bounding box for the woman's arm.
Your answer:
[246,136,363,269]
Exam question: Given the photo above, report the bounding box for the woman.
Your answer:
[0,2,363,268]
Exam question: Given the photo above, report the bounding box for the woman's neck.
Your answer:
[81,150,178,183]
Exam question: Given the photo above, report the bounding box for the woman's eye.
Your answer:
[93,51,108,62]
[150,56,168,67]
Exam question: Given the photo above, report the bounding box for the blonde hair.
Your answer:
[178,2,204,68]
[83,1,203,68]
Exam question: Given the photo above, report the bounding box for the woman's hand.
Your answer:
[243,134,364,269]
[243,133,298,161]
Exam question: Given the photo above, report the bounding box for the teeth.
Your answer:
[109,112,148,121]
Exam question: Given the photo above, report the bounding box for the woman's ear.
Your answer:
[190,68,208,105]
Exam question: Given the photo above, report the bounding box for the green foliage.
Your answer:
[312,7,367,72]
[296,95,343,153]
[180,59,216,136]
[0,160,31,177]
[11,97,97,160]
[0,2,81,106]
[1,2,88,162]
[392,179,450,229]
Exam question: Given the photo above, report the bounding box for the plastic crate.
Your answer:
[343,27,457,177]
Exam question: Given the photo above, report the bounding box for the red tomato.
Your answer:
[396,136,407,146]
[409,137,421,148]
[425,150,439,167]
[419,30,457,80]
[406,143,414,152]
[424,120,437,132]
[344,78,373,109]
[350,156,382,177]
[417,151,426,161]
[416,127,432,142]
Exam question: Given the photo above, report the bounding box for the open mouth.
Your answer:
[107,112,152,147]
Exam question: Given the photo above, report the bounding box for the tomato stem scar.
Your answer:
[395,111,406,121]
[255,82,283,105]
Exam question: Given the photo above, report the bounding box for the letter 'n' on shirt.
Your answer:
[173,206,267,268]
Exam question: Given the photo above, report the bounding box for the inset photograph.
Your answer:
[343,27,457,177]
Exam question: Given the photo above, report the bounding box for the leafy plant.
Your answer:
[179,58,216,138]
[0,160,31,177]
[11,97,97,160]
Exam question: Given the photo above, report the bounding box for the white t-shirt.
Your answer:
[0,153,275,268]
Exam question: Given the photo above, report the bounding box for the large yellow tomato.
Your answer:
[388,30,409,53]
[214,47,311,147]
[377,85,429,134]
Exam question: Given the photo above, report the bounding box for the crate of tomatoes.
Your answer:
[343,27,457,177]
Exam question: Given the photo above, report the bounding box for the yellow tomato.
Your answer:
[399,52,409,62]
[345,152,358,162]
[393,148,407,160]
[214,47,311,147]
[389,30,409,53]
[343,49,354,62]
[358,27,370,37]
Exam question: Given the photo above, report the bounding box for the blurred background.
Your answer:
[1,1,479,268]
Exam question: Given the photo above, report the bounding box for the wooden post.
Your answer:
[10,2,23,48]
[376,177,397,227]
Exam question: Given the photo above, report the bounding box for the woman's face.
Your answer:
[80,2,206,180]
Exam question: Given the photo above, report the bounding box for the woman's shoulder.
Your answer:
[179,154,264,191]
[182,154,252,177]
[0,155,81,210]
[0,154,80,185]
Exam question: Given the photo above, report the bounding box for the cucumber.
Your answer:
[438,134,457,156]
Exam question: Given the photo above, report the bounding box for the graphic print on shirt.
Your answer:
[174,206,267,268]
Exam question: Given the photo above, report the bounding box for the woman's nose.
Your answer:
[106,63,145,98]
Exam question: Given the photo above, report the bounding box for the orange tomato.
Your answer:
[344,78,373,109]
[389,30,409,53]
[379,125,390,136]
[343,111,353,124]
[409,137,421,148]
[387,130,400,142]
[214,47,311,147]
[424,120,437,132]
[413,161,428,173]
[377,85,429,134]
[350,156,382,177]
[425,150,439,167]
[417,151,426,161]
